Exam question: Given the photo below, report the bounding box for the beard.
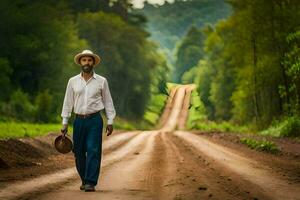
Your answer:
[81,64,93,73]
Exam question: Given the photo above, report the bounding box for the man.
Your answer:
[61,49,116,192]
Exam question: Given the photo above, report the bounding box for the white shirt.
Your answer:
[61,72,116,125]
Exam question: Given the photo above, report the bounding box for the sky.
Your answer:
[131,0,175,9]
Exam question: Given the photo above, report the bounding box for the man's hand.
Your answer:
[106,125,113,136]
[61,124,68,137]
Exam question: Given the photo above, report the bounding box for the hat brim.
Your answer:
[54,135,73,154]
[74,53,101,66]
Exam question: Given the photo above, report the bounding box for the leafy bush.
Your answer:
[35,90,54,123]
[143,82,170,126]
[187,90,207,129]
[281,117,300,137]
[261,116,300,137]
[0,89,60,123]
[6,90,36,121]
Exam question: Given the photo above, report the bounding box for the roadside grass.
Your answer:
[0,122,64,139]
[143,82,175,127]
[187,87,300,138]
[0,84,171,139]
[240,138,280,154]
[191,121,250,133]
[191,116,300,138]
[0,116,148,139]
[0,117,148,139]
[187,89,250,133]
[143,94,168,126]
[186,90,207,129]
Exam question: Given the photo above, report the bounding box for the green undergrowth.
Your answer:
[0,82,172,138]
[260,116,300,137]
[187,89,250,133]
[143,94,168,126]
[191,121,250,133]
[0,87,170,139]
[186,90,207,128]
[0,122,64,139]
[240,138,280,154]
[113,117,138,130]
[0,117,147,139]
[143,82,175,127]
[113,116,152,130]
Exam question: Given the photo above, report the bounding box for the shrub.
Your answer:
[240,138,279,154]
[35,90,54,123]
[6,90,36,121]
[280,117,300,137]
[261,116,300,137]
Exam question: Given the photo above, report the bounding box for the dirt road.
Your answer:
[1,85,299,200]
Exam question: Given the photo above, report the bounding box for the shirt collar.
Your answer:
[78,70,97,80]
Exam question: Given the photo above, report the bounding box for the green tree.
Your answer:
[77,11,168,119]
[0,58,12,101]
[195,0,300,129]
[0,0,86,122]
[174,26,207,83]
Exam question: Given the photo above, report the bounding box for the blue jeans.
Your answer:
[72,113,103,186]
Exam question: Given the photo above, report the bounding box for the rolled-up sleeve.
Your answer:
[61,79,74,124]
[102,78,116,125]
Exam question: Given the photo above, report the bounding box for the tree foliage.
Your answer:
[0,0,169,122]
[180,0,300,129]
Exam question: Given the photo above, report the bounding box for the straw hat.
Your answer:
[74,49,101,66]
[54,134,73,154]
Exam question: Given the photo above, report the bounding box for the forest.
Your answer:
[175,0,300,133]
[1,0,299,135]
[0,0,169,124]
[135,0,231,80]
[137,0,300,134]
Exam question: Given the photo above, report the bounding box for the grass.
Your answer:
[143,83,174,127]
[240,138,280,154]
[0,117,147,139]
[186,89,250,133]
[0,122,64,139]
[185,85,299,138]
[143,94,168,125]
[186,90,207,129]
[191,121,250,133]
[0,116,147,139]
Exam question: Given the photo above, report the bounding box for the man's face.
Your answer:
[80,56,94,73]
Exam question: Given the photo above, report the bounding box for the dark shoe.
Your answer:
[80,184,85,190]
[84,184,95,192]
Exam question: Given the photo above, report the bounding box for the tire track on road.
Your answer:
[0,131,143,200]
[174,130,300,200]
[34,131,160,200]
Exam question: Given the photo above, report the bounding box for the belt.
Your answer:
[75,111,100,119]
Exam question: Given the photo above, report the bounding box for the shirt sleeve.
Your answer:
[61,79,74,125]
[102,78,116,125]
